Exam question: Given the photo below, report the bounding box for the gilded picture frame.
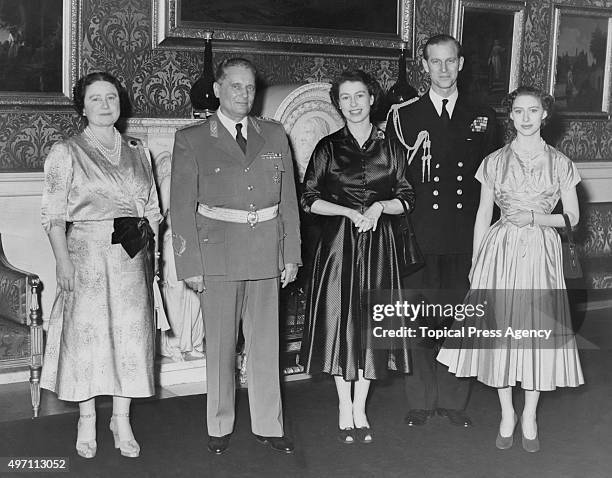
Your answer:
[0,0,79,107]
[548,4,612,116]
[152,0,416,58]
[450,0,525,110]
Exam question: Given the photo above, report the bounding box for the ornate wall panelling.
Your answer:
[0,112,82,172]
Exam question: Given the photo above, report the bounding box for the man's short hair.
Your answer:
[215,57,257,82]
[423,34,462,60]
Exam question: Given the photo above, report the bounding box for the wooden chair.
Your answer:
[0,233,43,418]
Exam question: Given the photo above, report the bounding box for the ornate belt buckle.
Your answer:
[246,210,259,228]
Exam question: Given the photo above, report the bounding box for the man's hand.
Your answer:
[184,275,206,293]
[281,263,299,288]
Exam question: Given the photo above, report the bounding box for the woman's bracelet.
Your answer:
[530,210,535,227]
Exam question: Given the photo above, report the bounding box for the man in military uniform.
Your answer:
[387,34,499,427]
[170,58,301,455]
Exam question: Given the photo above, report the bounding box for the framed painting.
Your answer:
[548,5,612,115]
[152,0,416,57]
[0,0,79,106]
[451,0,525,110]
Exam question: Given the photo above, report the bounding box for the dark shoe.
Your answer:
[355,427,373,444]
[520,417,540,453]
[337,427,355,445]
[208,434,231,455]
[438,409,472,427]
[254,435,295,454]
[404,409,432,426]
[495,413,517,450]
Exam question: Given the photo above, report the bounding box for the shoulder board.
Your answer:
[256,115,282,124]
[389,96,421,113]
[177,119,208,132]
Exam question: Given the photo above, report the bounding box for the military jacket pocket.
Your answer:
[200,227,226,276]
[201,163,237,201]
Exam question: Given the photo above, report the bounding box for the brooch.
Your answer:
[470,116,488,132]
[128,139,138,148]
[375,130,385,140]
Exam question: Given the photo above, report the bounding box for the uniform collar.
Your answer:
[217,109,249,139]
[428,89,459,118]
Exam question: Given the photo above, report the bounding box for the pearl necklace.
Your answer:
[84,126,122,164]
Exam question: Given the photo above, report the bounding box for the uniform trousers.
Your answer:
[403,253,472,411]
[201,278,283,437]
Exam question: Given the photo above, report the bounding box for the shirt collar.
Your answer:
[217,109,248,139]
[428,89,459,118]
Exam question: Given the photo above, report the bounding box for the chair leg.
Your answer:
[28,278,43,419]
[30,369,41,418]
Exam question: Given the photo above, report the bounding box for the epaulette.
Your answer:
[393,96,419,110]
[177,118,209,132]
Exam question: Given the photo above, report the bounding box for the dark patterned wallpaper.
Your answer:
[0,0,611,171]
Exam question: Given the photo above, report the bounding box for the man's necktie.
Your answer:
[441,99,450,128]
[235,123,247,154]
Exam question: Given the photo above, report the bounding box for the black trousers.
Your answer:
[402,253,472,411]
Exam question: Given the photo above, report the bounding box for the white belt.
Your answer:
[197,203,278,227]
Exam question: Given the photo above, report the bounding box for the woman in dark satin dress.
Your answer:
[300,70,414,444]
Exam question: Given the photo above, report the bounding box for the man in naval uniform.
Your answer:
[170,58,301,455]
[387,34,499,428]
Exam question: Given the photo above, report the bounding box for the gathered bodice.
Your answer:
[477,142,580,219]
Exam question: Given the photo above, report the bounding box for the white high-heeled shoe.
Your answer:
[109,413,140,458]
[76,413,97,459]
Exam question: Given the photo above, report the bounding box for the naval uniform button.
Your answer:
[433,203,439,210]
[247,185,254,191]
[457,189,463,195]
[433,176,440,182]
[433,190,439,196]
[435,163,440,169]
[457,203,463,209]
[457,162,463,167]
[457,175,463,181]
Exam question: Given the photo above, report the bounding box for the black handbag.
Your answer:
[561,213,582,279]
[394,199,425,276]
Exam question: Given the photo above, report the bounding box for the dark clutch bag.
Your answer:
[394,199,425,276]
[561,213,582,279]
[111,217,154,258]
